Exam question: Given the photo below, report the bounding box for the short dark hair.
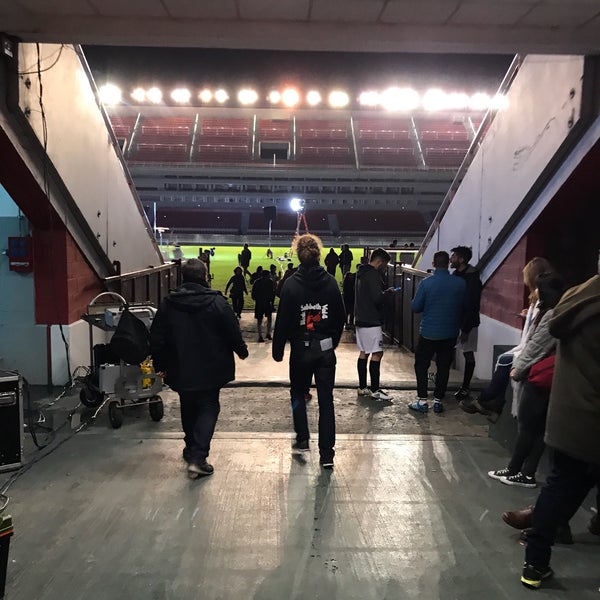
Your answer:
[433,251,450,269]
[182,258,207,283]
[451,245,472,264]
[370,248,391,263]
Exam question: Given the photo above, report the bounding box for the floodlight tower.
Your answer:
[290,197,309,237]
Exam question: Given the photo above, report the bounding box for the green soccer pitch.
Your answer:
[168,244,362,309]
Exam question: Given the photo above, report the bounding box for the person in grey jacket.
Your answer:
[520,259,600,590]
[488,272,564,488]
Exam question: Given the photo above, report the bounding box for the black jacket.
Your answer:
[273,265,345,361]
[252,276,275,308]
[150,281,248,392]
[354,264,386,327]
[453,265,482,333]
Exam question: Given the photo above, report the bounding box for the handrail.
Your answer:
[104,262,176,283]
[413,54,524,268]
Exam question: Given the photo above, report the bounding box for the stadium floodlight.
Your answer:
[358,91,380,107]
[99,83,122,105]
[446,92,470,110]
[131,87,146,102]
[380,87,420,111]
[282,88,300,107]
[268,90,281,104]
[214,89,229,103]
[469,92,491,111]
[423,89,447,112]
[171,88,191,104]
[199,89,213,103]
[306,90,322,106]
[238,88,258,105]
[328,90,349,108]
[146,87,163,104]
[491,93,509,110]
[290,197,305,213]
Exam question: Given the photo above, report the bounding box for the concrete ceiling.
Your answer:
[1,0,600,55]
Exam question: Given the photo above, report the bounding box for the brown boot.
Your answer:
[502,506,534,530]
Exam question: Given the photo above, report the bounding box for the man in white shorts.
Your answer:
[354,248,393,401]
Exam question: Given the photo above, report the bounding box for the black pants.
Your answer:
[230,294,244,317]
[414,336,455,399]
[289,347,336,461]
[526,449,600,568]
[479,352,513,413]
[507,382,549,477]
[179,388,221,463]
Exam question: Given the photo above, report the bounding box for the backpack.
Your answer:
[109,306,150,364]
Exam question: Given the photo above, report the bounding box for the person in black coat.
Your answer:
[324,248,340,278]
[252,270,276,342]
[273,234,345,468]
[150,259,248,479]
[225,266,247,319]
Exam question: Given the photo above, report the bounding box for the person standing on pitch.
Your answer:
[450,245,482,400]
[273,234,345,469]
[150,259,248,479]
[354,248,394,401]
[410,251,466,414]
[240,243,252,278]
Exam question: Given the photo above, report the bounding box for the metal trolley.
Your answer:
[80,292,164,429]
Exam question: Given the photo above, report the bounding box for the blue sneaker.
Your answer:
[408,399,429,413]
[433,401,444,413]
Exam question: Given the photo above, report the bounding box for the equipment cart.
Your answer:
[80,292,164,429]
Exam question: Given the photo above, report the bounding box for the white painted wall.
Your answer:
[16,43,163,274]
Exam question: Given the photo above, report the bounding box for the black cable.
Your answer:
[18,44,65,76]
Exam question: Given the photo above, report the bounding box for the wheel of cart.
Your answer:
[108,399,124,429]
[79,376,105,408]
[148,395,164,422]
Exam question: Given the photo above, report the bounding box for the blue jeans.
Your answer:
[479,351,513,413]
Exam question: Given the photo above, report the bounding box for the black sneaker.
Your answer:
[502,472,536,488]
[454,387,470,400]
[266,334,272,340]
[487,467,515,481]
[292,439,310,453]
[521,563,553,589]
[187,461,214,479]
[589,513,600,535]
[258,336,265,343]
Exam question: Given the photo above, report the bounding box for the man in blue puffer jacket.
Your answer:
[410,251,466,414]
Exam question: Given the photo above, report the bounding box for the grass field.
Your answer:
[171,244,362,309]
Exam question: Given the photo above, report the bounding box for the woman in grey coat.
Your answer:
[488,272,564,487]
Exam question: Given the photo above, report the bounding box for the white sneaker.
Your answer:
[357,387,371,396]
[371,389,393,401]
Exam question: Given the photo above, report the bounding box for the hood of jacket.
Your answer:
[549,274,600,340]
[165,281,221,312]
[356,263,377,280]
[294,264,331,290]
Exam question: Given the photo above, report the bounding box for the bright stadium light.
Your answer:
[290,197,305,213]
[99,84,122,105]
[358,91,380,107]
[214,89,229,103]
[306,90,322,106]
[282,88,300,107]
[470,92,491,111]
[268,90,281,104]
[446,92,470,110]
[238,88,258,105]
[146,87,163,104]
[423,89,447,111]
[491,93,509,110]
[328,90,349,108]
[131,87,146,102]
[380,87,420,111]
[199,89,213,103]
[171,88,191,104]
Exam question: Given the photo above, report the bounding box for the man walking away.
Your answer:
[150,259,248,479]
[324,248,340,278]
[410,251,466,414]
[240,243,252,278]
[339,244,354,277]
[520,259,600,589]
[252,269,276,342]
[450,246,482,400]
[355,248,393,401]
[225,266,247,319]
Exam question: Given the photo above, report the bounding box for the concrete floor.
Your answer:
[2,317,599,599]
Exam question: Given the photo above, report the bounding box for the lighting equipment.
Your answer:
[146,87,163,104]
[290,197,305,213]
[282,88,300,107]
[131,87,146,102]
[171,88,191,103]
[214,89,229,103]
[99,84,122,105]
[199,89,213,103]
[238,88,258,105]
[306,90,321,106]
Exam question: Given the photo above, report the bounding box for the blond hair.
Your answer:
[523,257,554,303]
[293,234,322,266]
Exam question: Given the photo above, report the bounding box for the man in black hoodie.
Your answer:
[273,234,345,468]
[150,259,248,479]
[354,248,393,401]
[450,246,482,400]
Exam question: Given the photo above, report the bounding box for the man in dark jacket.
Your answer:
[410,251,466,414]
[354,247,393,401]
[450,245,482,400]
[150,259,248,479]
[252,270,276,342]
[339,244,354,277]
[324,248,340,278]
[240,243,252,278]
[521,264,600,589]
